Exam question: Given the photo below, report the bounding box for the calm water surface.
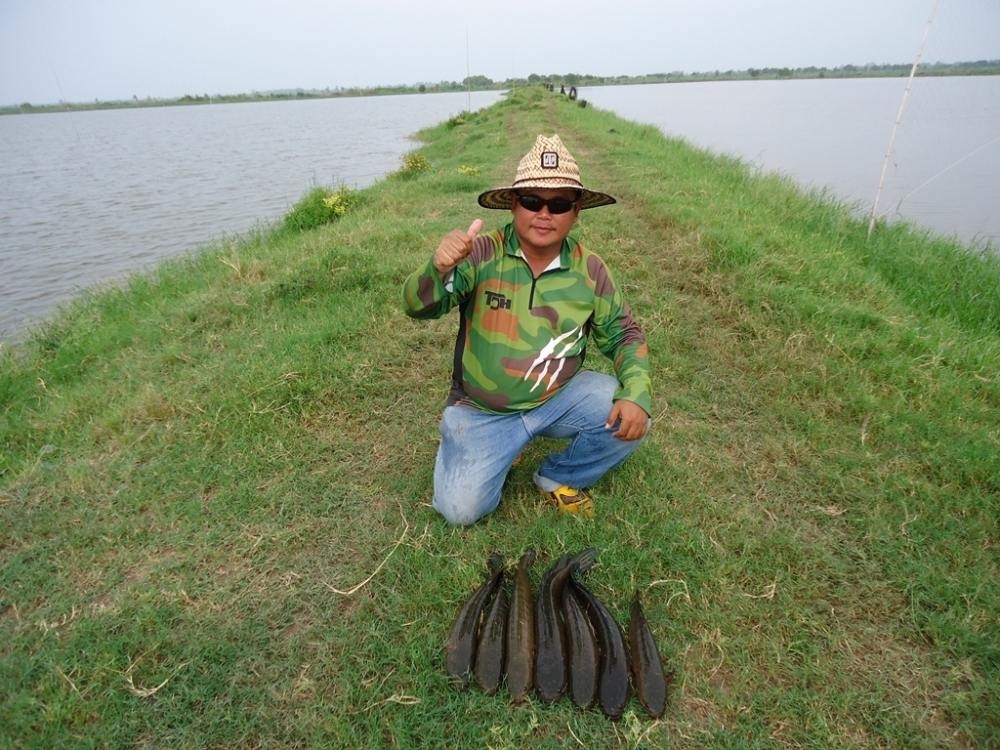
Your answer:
[3,79,998,342]
[0,91,502,341]
[583,76,1000,251]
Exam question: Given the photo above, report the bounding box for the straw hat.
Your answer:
[477,134,617,210]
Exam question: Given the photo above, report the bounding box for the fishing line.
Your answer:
[466,25,472,111]
[893,133,1000,216]
[48,61,80,141]
[867,0,939,239]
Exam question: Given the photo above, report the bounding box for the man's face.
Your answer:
[511,188,581,256]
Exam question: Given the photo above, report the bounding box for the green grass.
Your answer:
[2,86,998,749]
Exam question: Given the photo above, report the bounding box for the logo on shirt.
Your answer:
[525,325,584,392]
[484,291,512,310]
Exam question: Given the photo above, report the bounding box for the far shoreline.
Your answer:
[3,59,998,115]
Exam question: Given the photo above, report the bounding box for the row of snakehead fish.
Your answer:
[445,548,668,720]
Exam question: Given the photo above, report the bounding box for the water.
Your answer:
[582,76,1000,252]
[0,91,502,341]
[3,79,998,342]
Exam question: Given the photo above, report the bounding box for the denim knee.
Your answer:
[433,495,487,527]
[432,406,519,525]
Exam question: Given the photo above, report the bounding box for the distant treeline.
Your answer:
[3,59,998,115]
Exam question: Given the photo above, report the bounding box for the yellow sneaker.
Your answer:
[543,485,595,517]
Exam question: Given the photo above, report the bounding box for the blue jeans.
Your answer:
[432,371,649,525]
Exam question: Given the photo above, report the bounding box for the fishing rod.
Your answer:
[867,0,939,239]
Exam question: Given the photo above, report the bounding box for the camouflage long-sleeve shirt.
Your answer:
[402,223,651,415]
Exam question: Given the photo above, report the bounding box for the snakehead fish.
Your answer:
[628,590,667,718]
[445,553,504,688]
[571,577,631,720]
[505,548,536,703]
[562,575,600,709]
[535,548,598,702]
[473,570,509,694]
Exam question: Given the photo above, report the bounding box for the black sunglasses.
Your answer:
[516,194,577,215]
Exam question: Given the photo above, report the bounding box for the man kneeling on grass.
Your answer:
[402,134,651,525]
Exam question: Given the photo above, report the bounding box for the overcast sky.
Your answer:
[2,0,998,105]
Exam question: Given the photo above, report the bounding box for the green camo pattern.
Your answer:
[402,223,651,415]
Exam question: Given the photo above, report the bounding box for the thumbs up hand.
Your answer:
[433,219,483,276]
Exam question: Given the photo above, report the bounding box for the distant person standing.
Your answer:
[402,134,651,525]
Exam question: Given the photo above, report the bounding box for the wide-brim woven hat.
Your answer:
[477,134,617,210]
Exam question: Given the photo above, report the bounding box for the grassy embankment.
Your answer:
[1,86,997,748]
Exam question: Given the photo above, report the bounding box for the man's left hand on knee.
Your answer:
[606,399,649,441]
